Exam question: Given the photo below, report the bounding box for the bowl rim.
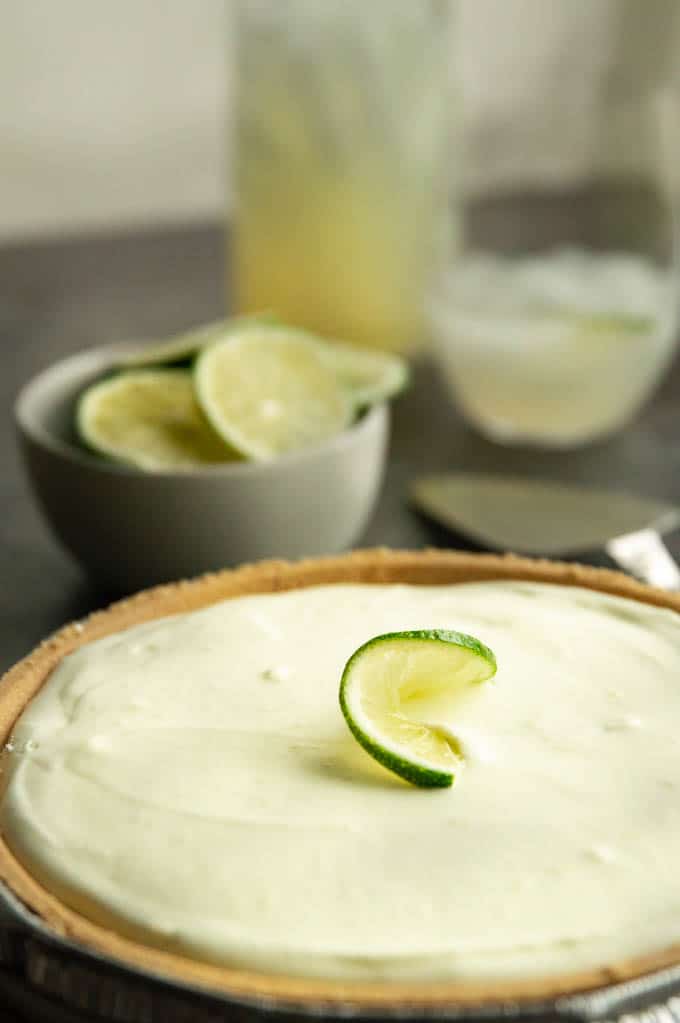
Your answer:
[2,548,680,1012]
[14,343,388,479]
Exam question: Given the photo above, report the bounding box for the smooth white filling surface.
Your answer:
[3,581,680,981]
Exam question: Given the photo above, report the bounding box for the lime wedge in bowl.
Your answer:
[117,315,276,369]
[77,369,234,470]
[339,630,497,788]
[317,340,409,407]
[194,325,354,460]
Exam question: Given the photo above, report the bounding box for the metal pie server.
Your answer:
[412,474,680,590]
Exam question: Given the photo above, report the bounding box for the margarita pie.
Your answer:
[1,550,680,1009]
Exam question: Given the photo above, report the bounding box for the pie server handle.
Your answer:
[606,528,680,590]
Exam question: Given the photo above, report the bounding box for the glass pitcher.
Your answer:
[230,0,455,354]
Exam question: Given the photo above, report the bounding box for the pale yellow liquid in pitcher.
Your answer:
[231,5,451,354]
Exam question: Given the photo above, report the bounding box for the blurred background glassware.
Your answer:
[230,0,455,354]
[428,2,680,448]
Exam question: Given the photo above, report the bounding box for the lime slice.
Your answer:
[77,369,234,470]
[544,309,653,337]
[194,326,354,460]
[317,341,409,407]
[117,315,276,369]
[339,630,497,788]
[575,312,653,345]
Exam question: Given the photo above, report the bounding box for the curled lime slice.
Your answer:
[77,369,234,470]
[194,326,354,460]
[339,630,497,788]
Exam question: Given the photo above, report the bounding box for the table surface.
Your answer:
[2,223,680,678]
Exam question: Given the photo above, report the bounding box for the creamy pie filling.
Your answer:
[3,582,680,980]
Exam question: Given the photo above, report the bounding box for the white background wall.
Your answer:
[1,1,225,240]
[1,0,678,243]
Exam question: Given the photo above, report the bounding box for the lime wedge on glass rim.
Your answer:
[194,325,354,460]
[339,630,497,788]
[77,369,234,470]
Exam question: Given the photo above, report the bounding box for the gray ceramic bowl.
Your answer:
[15,344,389,593]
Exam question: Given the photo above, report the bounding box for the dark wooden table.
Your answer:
[1,223,680,680]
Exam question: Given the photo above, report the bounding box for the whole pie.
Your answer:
[1,548,680,1010]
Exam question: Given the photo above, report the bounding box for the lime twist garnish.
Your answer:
[339,630,497,788]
